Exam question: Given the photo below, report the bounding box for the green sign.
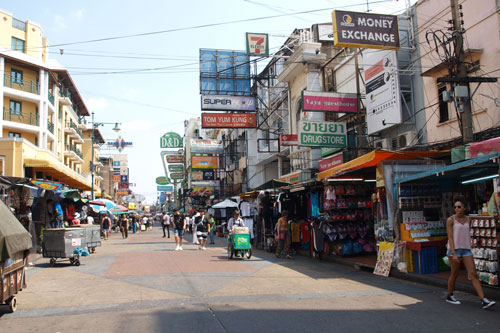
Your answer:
[170,173,184,180]
[160,132,183,148]
[298,120,346,147]
[168,164,184,172]
[155,176,170,185]
[321,147,342,157]
[161,149,184,155]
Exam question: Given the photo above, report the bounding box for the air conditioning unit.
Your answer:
[374,138,390,149]
[398,131,417,148]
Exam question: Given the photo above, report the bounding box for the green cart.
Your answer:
[227,233,252,260]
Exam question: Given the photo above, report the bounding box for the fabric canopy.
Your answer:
[470,136,500,158]
[254,179,289,190]
[0,200,32,261]
[317,149,446,180]
[212,199,239,208]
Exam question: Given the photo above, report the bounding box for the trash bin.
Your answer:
[73,225,101,253]
[43,228,86,266]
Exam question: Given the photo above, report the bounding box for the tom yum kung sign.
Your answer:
[202,113,256,128]
[298,121,346,147]
[332,10,399,50]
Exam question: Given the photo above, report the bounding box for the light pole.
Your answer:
[91,111,121,200]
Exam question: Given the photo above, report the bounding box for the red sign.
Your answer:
[318,153,344,172]
[302,91,357,113]
[280,134,298,146]
[202,113,257,128]
[166,155,183,163]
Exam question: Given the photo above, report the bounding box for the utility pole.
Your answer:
[450,0,473,143]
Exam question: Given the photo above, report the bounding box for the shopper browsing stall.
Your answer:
[446,195,495,309]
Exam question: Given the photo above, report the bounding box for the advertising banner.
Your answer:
[332,10,400,50]
[318,152,344,172]
[202,112,257,128]
[160,132,183,148]
[192,186,214,196]
[298,121,347,147]
[157,185,174,192]
[201,95,256,111]
[280,134,298,146]
[364,50,402,134]
[190,139,222,154]
[302,91,357,113]
[192,155,218,169]
[246,32,269,56]
[166,155,183,164]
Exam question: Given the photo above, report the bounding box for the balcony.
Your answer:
[65,143,83,162]
[48,91,55,106]
[3,74,40,95]
[65,121,84,143]
[3,107,39,126]
[47,120,54,134]
[59,87,72,106]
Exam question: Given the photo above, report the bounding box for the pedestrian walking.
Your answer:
[162,212,171,238]
[275,210,292,259]
[101,214,111,240]
[207,213,216,244]
[446,195,495,309]
[120,215,129,239]
[196,211,210,250]
[172,209,186,250]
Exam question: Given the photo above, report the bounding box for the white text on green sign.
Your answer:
[298,121,346,147]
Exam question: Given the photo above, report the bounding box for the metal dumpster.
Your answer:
[43,228,86,266]
[73,225,101,253]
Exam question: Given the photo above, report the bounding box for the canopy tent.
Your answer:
[90,199,116,212]
[212,199,239,209]
[470,136,500,158]
[110,205,128,214]
[254,179,289,190]
[0,200,32,261]
[0,176,31,190]
[317,149,447,181]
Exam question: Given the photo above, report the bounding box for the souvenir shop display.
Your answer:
[470,215,499,285]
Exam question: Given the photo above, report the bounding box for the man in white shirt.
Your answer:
[228,210,245,233]
[162,212,171,238]
[87,215,94,225]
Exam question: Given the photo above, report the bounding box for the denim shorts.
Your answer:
[174,229,185,237]
[446,248,473,258]
[103,228,109,233]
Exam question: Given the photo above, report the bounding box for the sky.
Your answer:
[4,0,416,204]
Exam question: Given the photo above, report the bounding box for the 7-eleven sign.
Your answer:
[246,33,269,57]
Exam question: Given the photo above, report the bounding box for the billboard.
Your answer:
[298,121,347,147]
[302,91,357,113]
[332,10,400,50]
[364,50,402,134]
[201,95,256,111]
[246,32,269,56]
[199,49,251,96]
[192,155,218,169]
[202,112,256,128]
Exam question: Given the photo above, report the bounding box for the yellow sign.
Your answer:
[376,168,385,188]
[128,203,136,210]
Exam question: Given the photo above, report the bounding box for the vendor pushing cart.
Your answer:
[227,210,252,260]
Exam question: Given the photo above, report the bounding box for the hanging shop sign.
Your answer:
[107,136,133,152]
[364,49,402,135]
[157,185,174,192]
[155,176,170,185]
[170,173,184,180]
[160,132,183,148]
[280,134,298,146]
[120,175,128,182]
[168,164,184,172]
[201,112,257,128]
[302,91,357,113]
[119,167,128,176]
[166,155,184,164]
[246,32,269,56]
[113,161,120,167]
[201,95,256,112]
[332,10,400,50]
[298,120,347,147]
[113,175,121,182]
[192,155,218,169]
[318,152,345,172]
[190,139,223,154]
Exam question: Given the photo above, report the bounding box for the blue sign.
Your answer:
[120,175,128,182]
[113,168,120,175]
[157,185,174,192]
[113,161,120,167]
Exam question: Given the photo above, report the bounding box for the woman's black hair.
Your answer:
[454,195,466,207]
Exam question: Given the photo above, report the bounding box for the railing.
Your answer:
[3,107,39,126]
[12,18,26,31]
[48,91,55,105]
[3,74,40,94]
[65,144,83,159]
[66,121,83,138]
[47,120,54,134]
[59,87,72,102]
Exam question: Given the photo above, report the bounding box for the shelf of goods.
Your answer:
[470,215,499,286]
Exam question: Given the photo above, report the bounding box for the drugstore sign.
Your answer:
[298,121,346,147]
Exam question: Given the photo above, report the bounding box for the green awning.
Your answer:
[254,179,289,190]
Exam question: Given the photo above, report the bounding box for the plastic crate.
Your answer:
[413,246,438,274]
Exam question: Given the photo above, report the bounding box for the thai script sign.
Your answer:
[201,112,257,128]
[332,10,400,50]
[298,121,347,147]
[201,95,256,111]
[160,132,183,148]
[318,152,344,172]
[302,91,357,113]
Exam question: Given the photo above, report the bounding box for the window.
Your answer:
[9,100,22,115]
[11,69,23,85]
[438,86,449,123]
[11,37,25,52]
[9,132,21,138]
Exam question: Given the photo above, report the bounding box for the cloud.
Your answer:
[54,15,67,30]
[86,97,109,111]
[121,120,153,132]
[71,9,85,21]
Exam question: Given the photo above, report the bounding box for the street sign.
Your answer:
[298,120,346,147]
[170,173,184,180]
[157,185,174,191]
[155,176,170,185]
[168,164,184,172]
[160,132,183,148]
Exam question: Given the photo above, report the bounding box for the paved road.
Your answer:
[1,226,498,332]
